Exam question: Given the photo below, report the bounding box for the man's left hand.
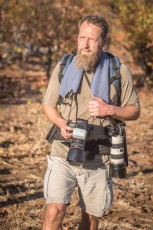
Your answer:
[89,95,113,117]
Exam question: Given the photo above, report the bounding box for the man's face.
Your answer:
[76,21,106,70]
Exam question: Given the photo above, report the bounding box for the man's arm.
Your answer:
[89,96,140,121]
[42,104,73,139]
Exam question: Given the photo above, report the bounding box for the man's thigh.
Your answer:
[77,164,113,217]
[44,156,77,204]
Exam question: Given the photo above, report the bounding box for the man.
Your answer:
[42,15,140,230]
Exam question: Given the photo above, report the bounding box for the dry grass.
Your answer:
[0,66,153,229]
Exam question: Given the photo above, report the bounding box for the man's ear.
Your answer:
[102,38,107,48]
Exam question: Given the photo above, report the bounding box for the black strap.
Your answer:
[58,54,70,83]
[109,75,121,84]
[111,57,121,79]
[111,57,121,94]
[111,57,121,105]
[67,90,75,121]
[84,71,91,87]
[74,93,78,119]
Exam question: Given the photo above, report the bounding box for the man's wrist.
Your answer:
[58,119,67,129]
[108,105,115,116]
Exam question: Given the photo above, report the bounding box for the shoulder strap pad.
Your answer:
[58,51,76,83]
[107,52,121,98]
[58,54,69,83]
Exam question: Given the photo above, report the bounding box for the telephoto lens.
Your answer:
[110,134,126,179]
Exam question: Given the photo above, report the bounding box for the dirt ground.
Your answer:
[0,64,153,230]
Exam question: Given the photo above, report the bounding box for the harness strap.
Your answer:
[58,54,70,83]
[111,57,121,100]
[59,52,76,83]
[84,71,91,87]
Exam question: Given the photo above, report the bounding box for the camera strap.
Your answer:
[67,71,90,121]
[67,90,78,121]
[84,71,91,87]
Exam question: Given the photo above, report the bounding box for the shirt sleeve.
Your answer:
[43,62,61,107]
[120,64,140,107]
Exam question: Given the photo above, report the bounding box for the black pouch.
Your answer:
[85,139,111,160]
[46,124,66,144]
[46,124,57,144]
[86,125,110,141]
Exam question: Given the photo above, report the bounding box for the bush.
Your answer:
[111,0,153,87]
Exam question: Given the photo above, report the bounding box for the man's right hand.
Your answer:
[42,105,74,139]
[60,121,73,139]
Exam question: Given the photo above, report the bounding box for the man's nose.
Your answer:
[83,38,90,48]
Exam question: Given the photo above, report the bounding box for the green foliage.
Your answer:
[1,0,152,87]
[0,0,111,62]
[111,0,153,87]
[0,0,83,61]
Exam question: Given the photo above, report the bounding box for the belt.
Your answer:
[61,139,111,156]
[62,142,70,147]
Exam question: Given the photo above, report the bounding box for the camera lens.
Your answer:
[110,135,126,179]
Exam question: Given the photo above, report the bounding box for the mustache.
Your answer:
[79,48,93,53]
[75,49,98,70]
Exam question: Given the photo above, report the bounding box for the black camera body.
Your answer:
[67,118,88,163]
[66,121,75,133]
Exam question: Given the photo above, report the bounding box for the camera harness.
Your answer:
[46,50,128,166]
[46,51,128,169]
[58,51,122,125]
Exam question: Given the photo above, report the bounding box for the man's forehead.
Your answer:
[79,22,101,36]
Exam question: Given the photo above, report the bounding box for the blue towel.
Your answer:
[59,52,110,103]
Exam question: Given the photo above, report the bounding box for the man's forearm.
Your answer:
[42,104,66,128]
[109,105,140,121]
[89,97,140,121]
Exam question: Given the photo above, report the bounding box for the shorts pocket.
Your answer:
[44,156,53,199]
[104,179,113,210]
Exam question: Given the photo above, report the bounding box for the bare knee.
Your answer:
[46,203,66,220]
[43,203,67,230]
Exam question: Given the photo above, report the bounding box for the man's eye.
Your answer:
[90,38,96,41]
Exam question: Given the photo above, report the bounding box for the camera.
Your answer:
[110,124,126,179]
[67,118,88,163]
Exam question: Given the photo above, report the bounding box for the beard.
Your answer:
[75,49,101,71]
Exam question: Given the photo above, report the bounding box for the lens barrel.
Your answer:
[67,139,86,163]
[110,135,126,179]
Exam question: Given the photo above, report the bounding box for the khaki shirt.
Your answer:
[43,62,139,162]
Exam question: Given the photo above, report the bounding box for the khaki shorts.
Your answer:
[44,156,113,217]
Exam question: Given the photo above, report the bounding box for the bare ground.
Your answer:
[0,65,153,230]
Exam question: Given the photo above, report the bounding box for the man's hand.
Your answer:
[88,95,140,121]
[60,121,74,139]
[89,95,113,117]
[42,105,74,139]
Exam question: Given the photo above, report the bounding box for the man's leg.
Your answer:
[43,203,67,230]
[43,156,77,229]
[78,210,99,230]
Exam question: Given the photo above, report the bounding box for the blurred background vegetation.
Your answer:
[1,2,153,230]
[0,0,153,86]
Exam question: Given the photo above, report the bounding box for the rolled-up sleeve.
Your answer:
[120,64,140,107]
[43,62,61,107]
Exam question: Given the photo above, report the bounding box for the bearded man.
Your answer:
[42,15,140,230]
